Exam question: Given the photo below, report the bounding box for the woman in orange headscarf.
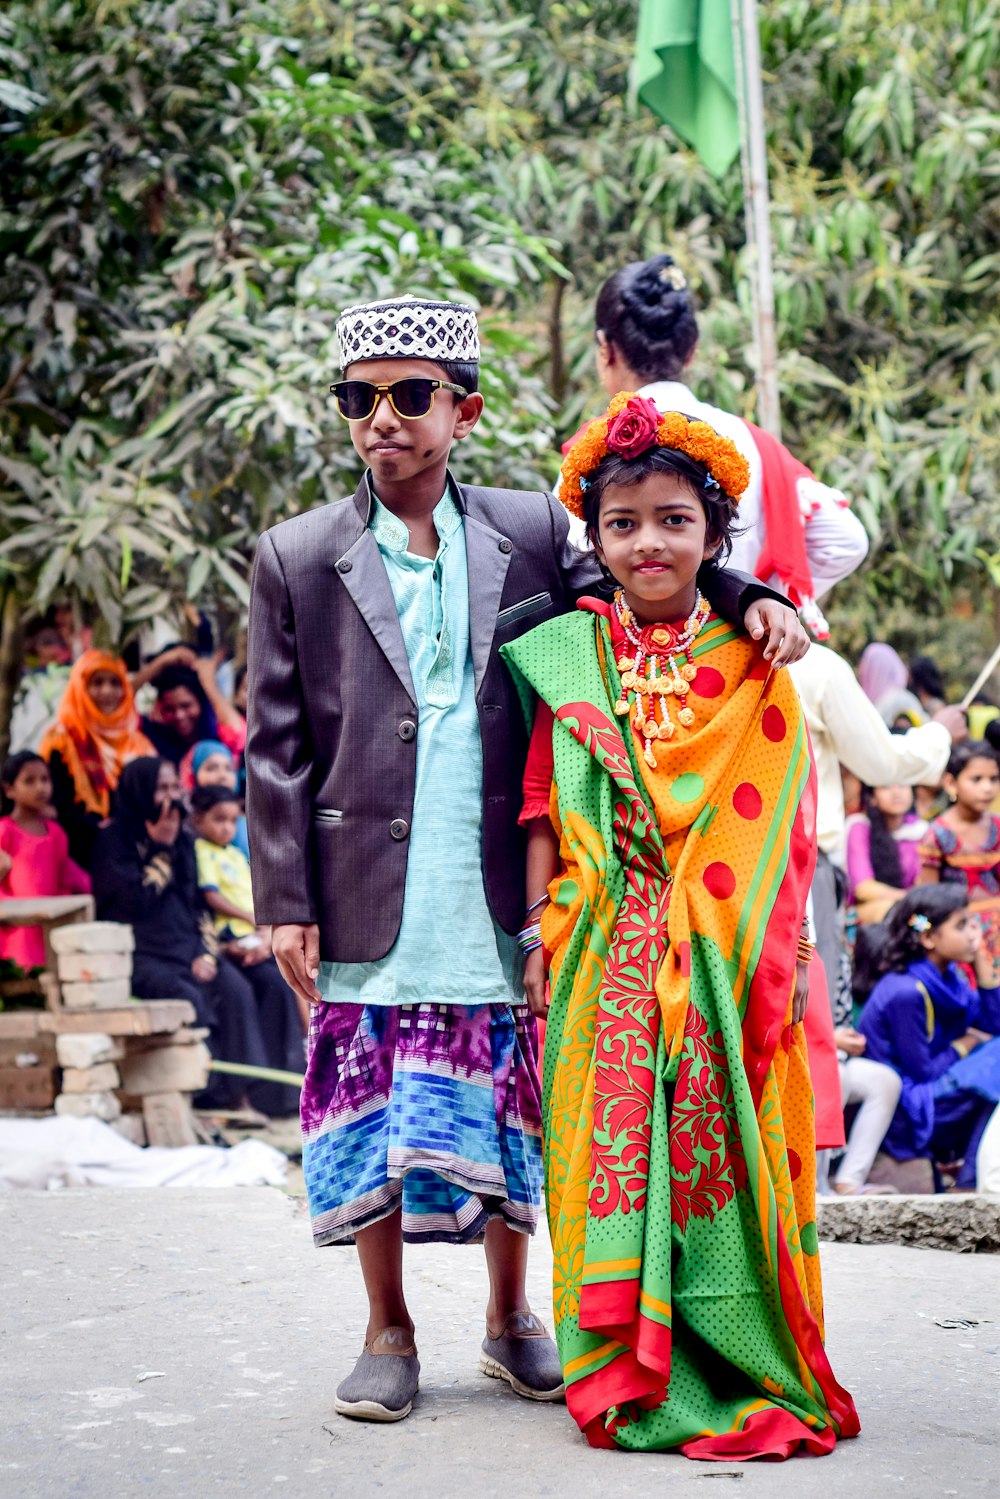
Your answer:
[40,651,155,867]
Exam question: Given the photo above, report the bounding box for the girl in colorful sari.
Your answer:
[502,394,859,1459]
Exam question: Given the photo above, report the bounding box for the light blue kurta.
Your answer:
[319,488,521,1007]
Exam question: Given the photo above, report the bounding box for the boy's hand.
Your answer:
[523,947,549,1019]
[746,600,809,668]
[272,923,322,1005]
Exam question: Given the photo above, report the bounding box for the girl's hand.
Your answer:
[0,850,12,883]
[791,960,810,1025]
[524,947,549,1019]
[834,1025,867,1057]
[191,954,217,984]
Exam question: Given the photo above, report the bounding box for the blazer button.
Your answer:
[337,558,352,573]
[398,720,417,742]
[498,538,512,554]
[389,818,410,840]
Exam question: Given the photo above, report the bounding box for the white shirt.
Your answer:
[639,381,869,599]
[788,643,951,860]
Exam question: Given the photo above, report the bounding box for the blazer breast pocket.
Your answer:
[495,591,552,631]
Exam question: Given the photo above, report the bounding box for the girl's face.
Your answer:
[87,669,125,716]
[592,472,719,626]
[159,686,201,742]
[872,784,913,819]
[5,761,52,812]
[947,755,1000,815]
[153,761,181,810]
[922,906,981,967]
[196,753,236,789]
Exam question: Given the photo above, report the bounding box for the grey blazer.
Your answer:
[245,472,783,963]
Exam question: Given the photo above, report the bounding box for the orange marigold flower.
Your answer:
[557,394,749,518]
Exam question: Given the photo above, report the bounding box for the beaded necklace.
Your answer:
[612,586,711,768]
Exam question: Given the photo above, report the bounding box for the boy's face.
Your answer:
[339,357,483,490]
[196,800,239,847]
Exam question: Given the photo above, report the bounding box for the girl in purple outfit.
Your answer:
[857,884,1000,1190]
[846,784,923,925]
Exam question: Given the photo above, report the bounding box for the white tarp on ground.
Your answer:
[0,1115,288,1190]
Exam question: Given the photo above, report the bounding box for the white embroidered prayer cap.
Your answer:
[336,295,480,368]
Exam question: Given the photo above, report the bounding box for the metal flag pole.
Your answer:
[730,0,782,438]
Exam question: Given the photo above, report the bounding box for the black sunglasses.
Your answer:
[328,377,468,422]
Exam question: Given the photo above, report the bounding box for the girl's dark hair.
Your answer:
[946,738,999,779]
[876,883,968,978]
[862,787,903,887]
[191,784,240,816]
[0,751,47,812]
[594,255,699,384]
[909,654,945,701]
[154,663,205,700]
[581,446,739,563]
[984,717,1000,755]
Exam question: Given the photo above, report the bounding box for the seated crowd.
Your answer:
[822,646,1000,1194]
[1,618,999,1175]
[0,631,302,1122]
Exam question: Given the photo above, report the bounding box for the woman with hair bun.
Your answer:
[586,254,869,638]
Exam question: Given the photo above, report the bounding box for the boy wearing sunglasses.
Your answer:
[245,296,807,1425]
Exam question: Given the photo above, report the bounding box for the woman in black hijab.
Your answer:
[91,758,298,1115]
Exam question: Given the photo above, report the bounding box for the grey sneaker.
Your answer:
[480,1311,565,1402]
[334,1326,420,1422]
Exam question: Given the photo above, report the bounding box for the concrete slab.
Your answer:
[2,1188,998,1499]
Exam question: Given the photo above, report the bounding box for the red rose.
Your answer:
[605,396,661,460]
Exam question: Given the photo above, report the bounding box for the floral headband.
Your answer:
[558,391,751,520]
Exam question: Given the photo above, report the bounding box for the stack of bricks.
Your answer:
[48,922,212,1145]
[52,921,134,1013]
[51,923,135,1124]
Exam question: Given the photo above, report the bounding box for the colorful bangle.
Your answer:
[525,894,550,917]
[518,921,543,955]
[796,940,815,965]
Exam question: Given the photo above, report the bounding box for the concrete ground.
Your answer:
[2,1188,998,1499]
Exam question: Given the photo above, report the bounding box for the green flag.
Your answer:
[635,0,740,179]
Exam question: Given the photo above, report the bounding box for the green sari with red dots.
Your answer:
[502,603,859,1458]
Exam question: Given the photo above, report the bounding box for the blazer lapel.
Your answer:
[336,479,417,705]
[463,500,512,698]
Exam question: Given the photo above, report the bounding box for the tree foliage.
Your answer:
[1,0,998,670]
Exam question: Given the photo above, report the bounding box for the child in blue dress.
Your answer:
[858,884,1000,1189]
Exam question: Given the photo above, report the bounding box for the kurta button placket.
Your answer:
[398,720,417,742]
[389,818,410,840]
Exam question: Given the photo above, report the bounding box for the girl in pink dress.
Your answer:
[0,752,90,971]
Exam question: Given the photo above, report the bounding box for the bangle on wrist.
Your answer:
[525,894,550,917]
[517,921,543,955]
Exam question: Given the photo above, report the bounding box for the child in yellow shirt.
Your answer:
[192,784,257,940]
